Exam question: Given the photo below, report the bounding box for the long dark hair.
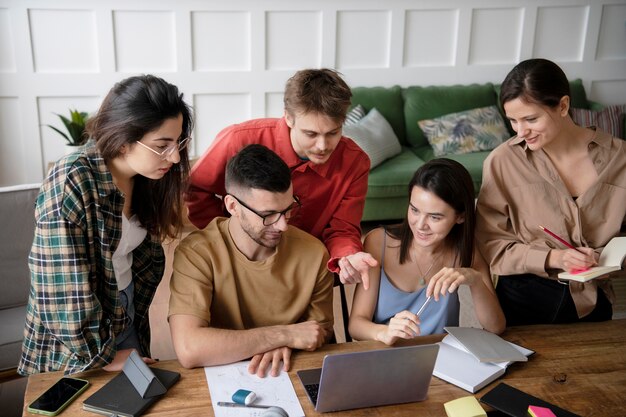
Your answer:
[86,74,193,240]
[386,158,475,267]
[499,58,570,109]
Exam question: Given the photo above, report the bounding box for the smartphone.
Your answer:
[27,377,90,416]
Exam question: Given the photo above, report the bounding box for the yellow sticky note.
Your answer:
[444,396,487,417]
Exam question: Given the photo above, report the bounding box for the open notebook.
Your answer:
[558,236,626,282]
[433,328,533,393]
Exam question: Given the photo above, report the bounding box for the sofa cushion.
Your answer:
[566,79,590,109]
[366,148,425,199]
[351,86,406,145]
[403,83,497,148]
[418,105,509,157]
[362,196,411,222]
[344,104,366,126]
[363,148,425,221]
[571,104,626,139]
[343,108,403,169]
[412,146,489,195]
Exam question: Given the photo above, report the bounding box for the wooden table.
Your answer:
[22,320,626,416]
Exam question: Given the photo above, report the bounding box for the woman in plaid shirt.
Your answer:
[19,75,194,375]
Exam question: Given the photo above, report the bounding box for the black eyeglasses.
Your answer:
[227,193,301,226]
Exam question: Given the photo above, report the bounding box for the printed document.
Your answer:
[204,361,305,417]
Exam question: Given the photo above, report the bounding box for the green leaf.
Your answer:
[47,109,90,146]
[46,125,70,142]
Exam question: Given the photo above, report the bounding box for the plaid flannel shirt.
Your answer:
[18,141,165,375]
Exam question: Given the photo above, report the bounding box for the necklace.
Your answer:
[414,251,443,286]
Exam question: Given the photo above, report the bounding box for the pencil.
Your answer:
[539,225,583,253]
[217,402,271,409]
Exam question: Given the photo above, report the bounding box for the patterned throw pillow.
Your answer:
[342,108,402,169]
[344,104,366,126]
[418,105,510,157]
[570,105,626,139]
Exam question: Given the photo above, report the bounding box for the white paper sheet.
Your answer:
[204,361,305,417]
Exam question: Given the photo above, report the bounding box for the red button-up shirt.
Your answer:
[186,117,371,270]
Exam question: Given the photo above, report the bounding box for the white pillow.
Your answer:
[342,108,402,169]
[344,104,366,126]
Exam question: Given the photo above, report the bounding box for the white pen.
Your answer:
[415,296,432,317]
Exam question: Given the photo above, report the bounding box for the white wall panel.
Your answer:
[37,96,100,166]
[29,9,98,73]
[589,80,626,105]
[192,11,250,71]
[266,11,322,70]
[469,8,523,65]
[596,4,626,61]
[404,9,458,67]
[0,0,625,186]
[113,10,176,72]
[336,10,391,69]
[0,97,23,184]
[193,93,251,155]
[265,92,284,118]
[534,6,588,61]
[0,9,16,72]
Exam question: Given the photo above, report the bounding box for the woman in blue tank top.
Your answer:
[349,159,505,345]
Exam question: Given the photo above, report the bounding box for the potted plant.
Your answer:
[47,109,90,154]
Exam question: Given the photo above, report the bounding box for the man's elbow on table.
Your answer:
[169,314,209,369]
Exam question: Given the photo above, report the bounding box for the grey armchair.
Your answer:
[0,183,39,374]
[0,183,39,416]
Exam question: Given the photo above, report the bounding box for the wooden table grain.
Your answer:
[22,320,626,416]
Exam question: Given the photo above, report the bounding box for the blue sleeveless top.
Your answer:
[373,231,459,335]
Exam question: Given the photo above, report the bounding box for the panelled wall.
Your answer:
[0,0,625,186]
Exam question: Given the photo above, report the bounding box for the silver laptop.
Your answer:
[296,344,439,413]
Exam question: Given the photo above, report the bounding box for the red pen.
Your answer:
[539,225,583,253]
[539,225,590,274]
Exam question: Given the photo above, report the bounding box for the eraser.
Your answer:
[528,405,556,417]
[232,389,257,406]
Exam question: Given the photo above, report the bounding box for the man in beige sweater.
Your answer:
[169,144,334,377]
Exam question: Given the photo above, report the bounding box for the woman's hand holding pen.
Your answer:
[547,247,598,273]
[540,226,598,273]
[376,311,421,346]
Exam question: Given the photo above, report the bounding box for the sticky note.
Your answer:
[444,396,487,417]
[528,405,557,417]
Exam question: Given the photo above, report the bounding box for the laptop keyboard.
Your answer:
[304,383,320,404]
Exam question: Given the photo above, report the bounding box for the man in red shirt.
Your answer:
[186,68,377,287]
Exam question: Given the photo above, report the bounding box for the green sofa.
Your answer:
[352,80,599,222]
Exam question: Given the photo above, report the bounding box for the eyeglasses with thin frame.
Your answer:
[227,193,301,226]
[135,136,191,160]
